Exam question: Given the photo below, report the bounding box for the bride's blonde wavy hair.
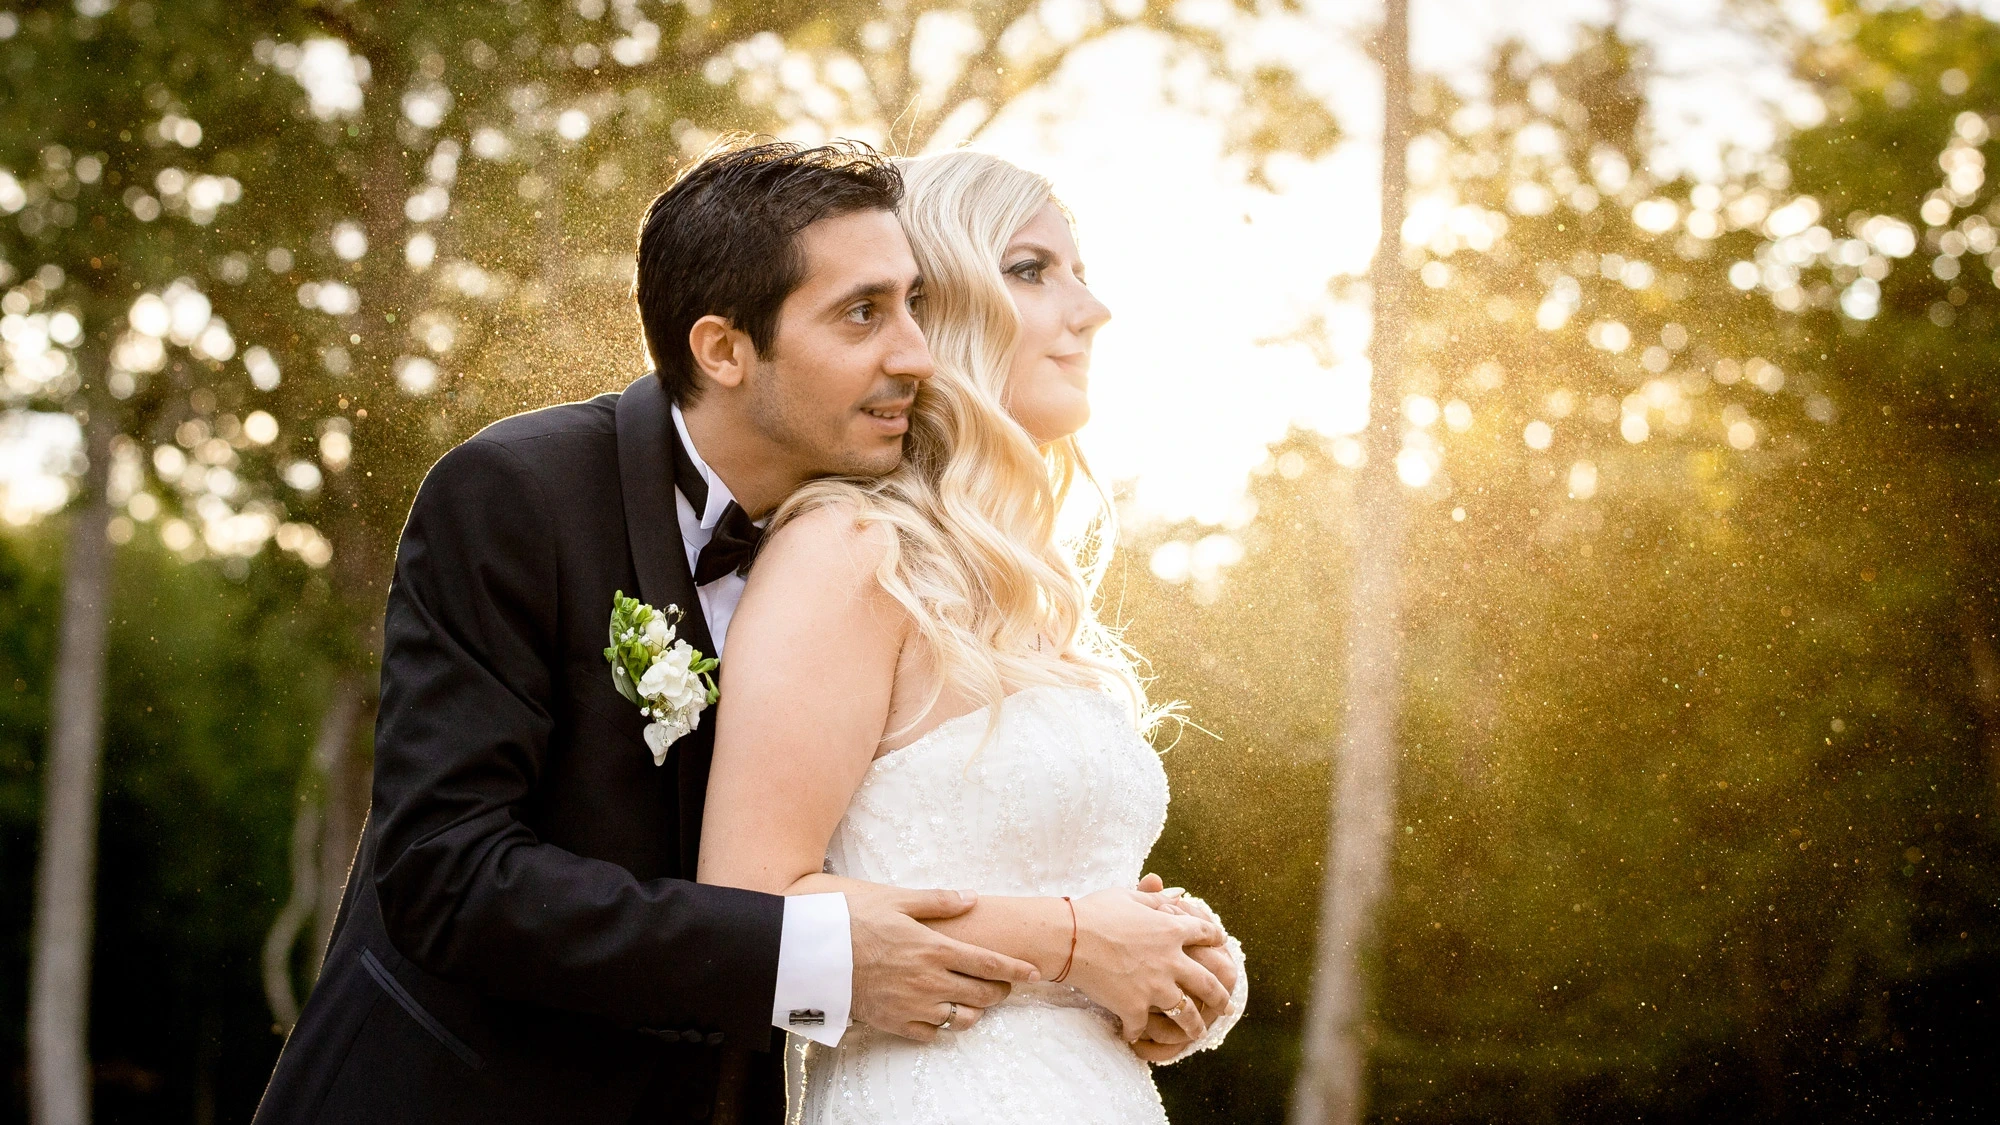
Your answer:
[770,150,1156,738]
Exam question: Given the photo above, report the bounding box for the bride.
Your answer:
[698,150,1247,1122]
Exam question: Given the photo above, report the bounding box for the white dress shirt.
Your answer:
[671,405,852,1047]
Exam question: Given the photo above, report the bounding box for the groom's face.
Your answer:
[747,208,933,481]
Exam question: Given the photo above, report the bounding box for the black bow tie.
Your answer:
[666,406,765,585]
[693,502,764,585]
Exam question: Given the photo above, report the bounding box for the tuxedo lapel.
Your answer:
[613,373,719,658]
[614,373,722,873]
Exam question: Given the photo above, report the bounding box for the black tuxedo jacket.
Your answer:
[254,376,788,1125]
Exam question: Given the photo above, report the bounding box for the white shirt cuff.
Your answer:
[771,892,852,1047]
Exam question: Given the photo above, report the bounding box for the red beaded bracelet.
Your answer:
[1051,895,1078,984]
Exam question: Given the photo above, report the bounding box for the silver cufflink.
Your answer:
[788,1009,826,1026]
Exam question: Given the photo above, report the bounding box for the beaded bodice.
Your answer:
[823,684,1169,897]
[798,684,1243,1124]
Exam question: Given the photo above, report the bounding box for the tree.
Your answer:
[0,4,324,1117]
[1292,0,1411,1121]
[1134,10,2000,1121]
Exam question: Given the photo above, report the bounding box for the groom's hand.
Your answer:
[847,886,1039,1044]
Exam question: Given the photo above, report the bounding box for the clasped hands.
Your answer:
[1124,873,1238,1062]
[845,874,1237,1061]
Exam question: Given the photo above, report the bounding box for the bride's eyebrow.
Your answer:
[1003,241,1058,262]
[1003,242,1085,278]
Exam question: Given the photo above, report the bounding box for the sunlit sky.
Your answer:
[957,0,1819,525]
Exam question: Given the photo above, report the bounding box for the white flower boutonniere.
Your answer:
[604,591,720,765]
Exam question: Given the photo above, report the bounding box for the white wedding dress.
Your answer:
[792,683,1248,1124]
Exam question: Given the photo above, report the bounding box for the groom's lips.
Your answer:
[861,400,913,436]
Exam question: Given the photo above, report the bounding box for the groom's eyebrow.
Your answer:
[824,273,923,313]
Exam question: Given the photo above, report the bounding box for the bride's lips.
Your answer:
[1051,352,1089,380]
[861,399,913,436]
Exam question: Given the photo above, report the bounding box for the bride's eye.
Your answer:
[1007,258,1045,284]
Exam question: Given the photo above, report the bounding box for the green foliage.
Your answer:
[0,522,344,1122]
[1141,13,2000,1123]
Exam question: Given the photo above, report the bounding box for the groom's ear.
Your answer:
[687,314,757,392]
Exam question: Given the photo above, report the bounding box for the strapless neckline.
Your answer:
[868,682,1110,773]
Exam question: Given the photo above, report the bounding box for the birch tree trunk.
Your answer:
[260,795,320,1032]
[311,674,371,977]
[260,668,369,1028]
[1290,1,1412,1121]
[27,410,117,1125]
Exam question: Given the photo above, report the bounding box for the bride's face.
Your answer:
[1000,202,1110,444]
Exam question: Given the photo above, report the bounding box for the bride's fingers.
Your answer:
[1137,873,1165,893]
[1115,1003,1151,1042]
[1160,993,1208,1042]
[1141,1012,1194,1045]
[1171,914,1227,948]
[1175,955,1230,1013]
[1148,979,1207,1039]
[1170,895,1217,926]
[1187,941,1239,999]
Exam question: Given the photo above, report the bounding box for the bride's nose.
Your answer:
[1070,286,1111,336]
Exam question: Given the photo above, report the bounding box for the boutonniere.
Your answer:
[604,591,720,765]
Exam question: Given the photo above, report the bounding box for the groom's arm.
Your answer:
[367,435,782,1046]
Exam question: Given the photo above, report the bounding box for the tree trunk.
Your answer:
[27,411,117,1125]
[261,670,369,1029]
[311,674,371,978]
[260,794,321,1032]
[1290,1,1412,1122]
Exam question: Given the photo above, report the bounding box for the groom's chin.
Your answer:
[838,437,906,479]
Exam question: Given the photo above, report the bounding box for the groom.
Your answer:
[254,139,1226,1125]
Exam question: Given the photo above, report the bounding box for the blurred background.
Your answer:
[2,0,1998,1121]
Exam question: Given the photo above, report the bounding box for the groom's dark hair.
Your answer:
[634,136,904,404]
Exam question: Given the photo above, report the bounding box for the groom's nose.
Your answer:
[882,303,935,384]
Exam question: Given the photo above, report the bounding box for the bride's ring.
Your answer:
[938,1002,959,1031]
[1163,993,1189,1019]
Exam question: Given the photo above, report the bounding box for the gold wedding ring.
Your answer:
[1163,993,1189,1019]
[939,1002,958,1031]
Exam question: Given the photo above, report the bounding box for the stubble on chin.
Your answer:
[825,432,904,480]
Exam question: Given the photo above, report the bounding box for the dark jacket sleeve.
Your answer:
[368,436,783,1046]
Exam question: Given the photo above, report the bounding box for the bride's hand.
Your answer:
[1129,874,1240,1062]
[1136,873,1239,1000]
[1066,888,1228,1042]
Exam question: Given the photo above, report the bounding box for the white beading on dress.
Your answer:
[793,684,1248,1125]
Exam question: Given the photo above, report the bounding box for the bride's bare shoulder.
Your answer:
[748,498,896,598]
